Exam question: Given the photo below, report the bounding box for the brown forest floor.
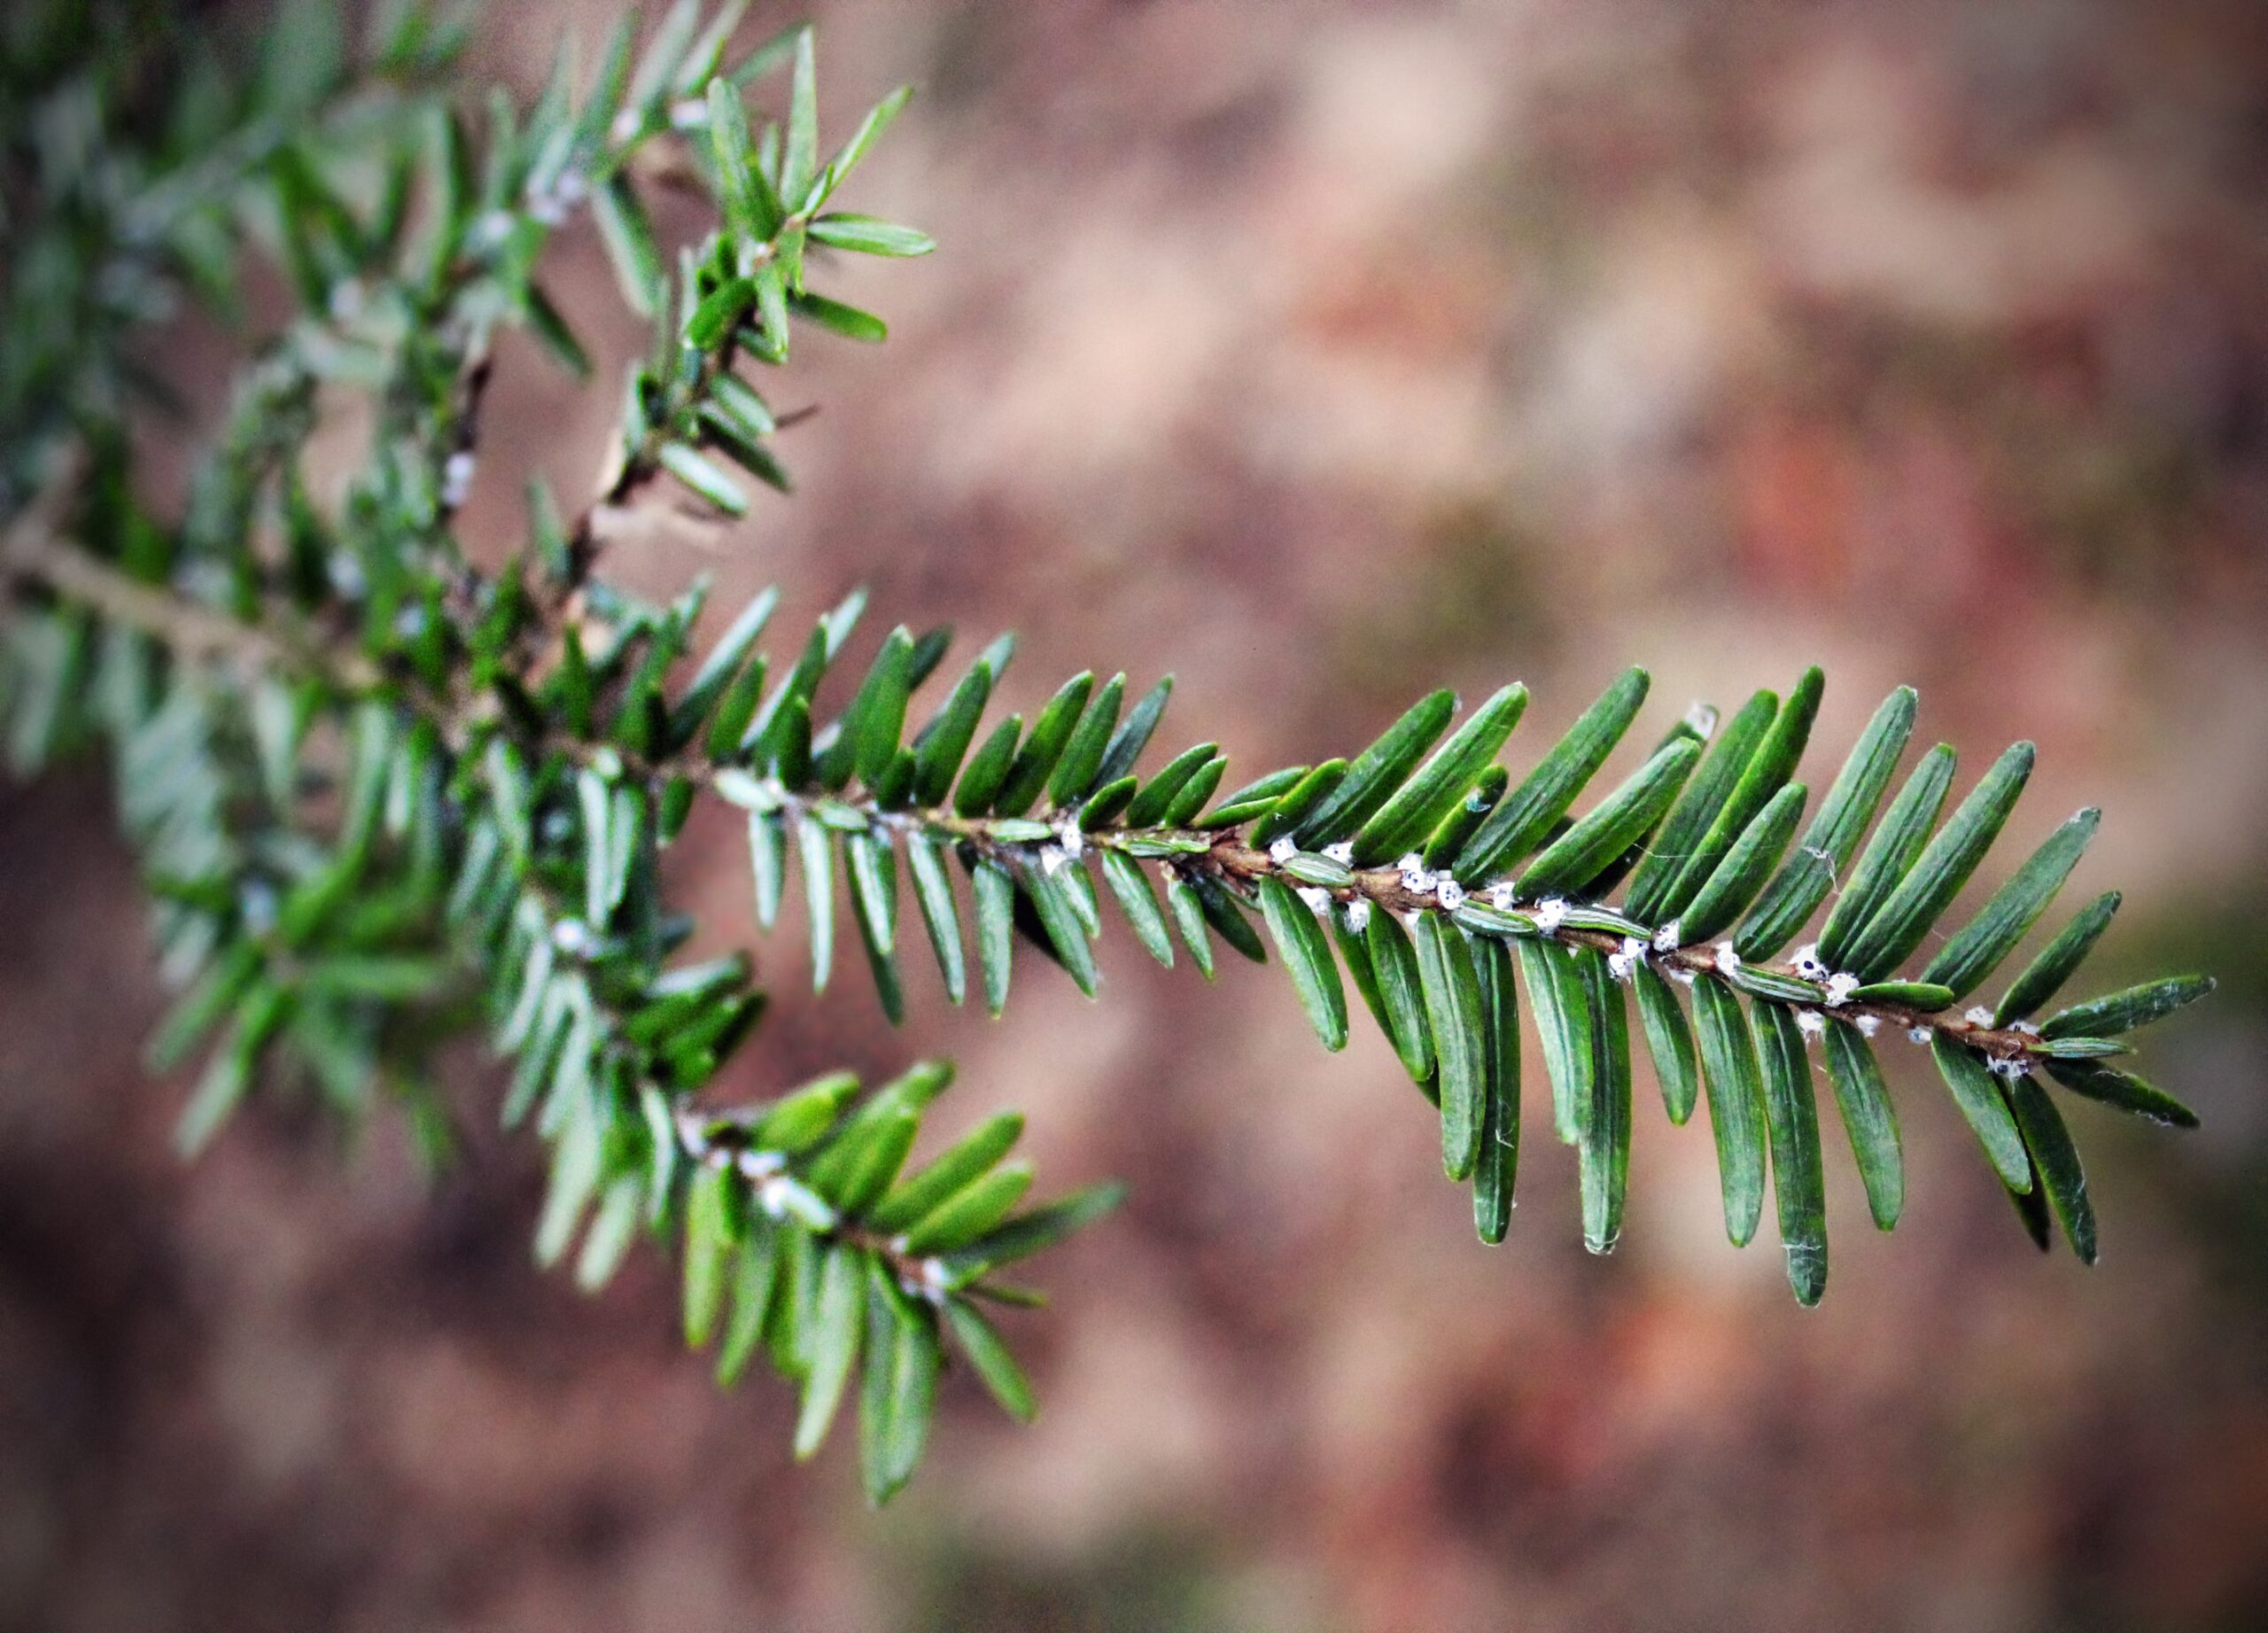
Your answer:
[4,1,2268,1629]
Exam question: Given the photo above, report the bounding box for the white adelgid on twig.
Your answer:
[1908,1025,1935,1045]
[1344,898,1372,932]
[735,1148,785,1181]
[1652,919,1682,953]
[1396,852,1435,894]
[1825,972,1860,1007]
[440,451,478,511]
[469,207,518,252]
[1487,882,1518,912]
[525,166,589,228]
[1856,1014,1882,1038]
[1791,944,1828,983]
[1796,1009,1827,1041]
[1714,942,1742,976]
[1268,836,1298,865]
[1435,880,1466,912]
[1054,816,1085,859]
[752,1168,835,1232]
[1606,936,1646,981]
[240,880,278,936]
[1322,841,1354,866]
[901,1256,951,1306]
[1296,885,1331,915]
[1534,897,1567,935]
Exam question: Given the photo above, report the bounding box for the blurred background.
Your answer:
[4,0,2267,1628]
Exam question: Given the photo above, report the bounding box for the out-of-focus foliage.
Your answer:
[3,0,1113,1503]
